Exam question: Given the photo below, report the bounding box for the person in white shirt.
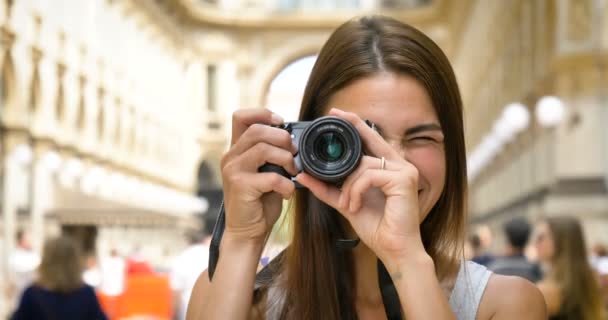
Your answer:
[99,248,126,297]
[6,229,40,312]
[170,229,211,320]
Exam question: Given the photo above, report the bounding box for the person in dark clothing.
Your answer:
[488,216,542,282]
[469,233,495,267]
[11,236,108,320]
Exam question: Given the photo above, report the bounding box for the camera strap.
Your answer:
[208,202,403,319]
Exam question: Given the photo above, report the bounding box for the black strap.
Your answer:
[378,260,403,319]
[208,202,402,319]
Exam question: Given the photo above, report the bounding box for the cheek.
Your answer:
[536,240,553,259]
[546,240,556,258]
[408,147,446,194]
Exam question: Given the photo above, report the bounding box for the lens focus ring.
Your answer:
[299,116,362,184]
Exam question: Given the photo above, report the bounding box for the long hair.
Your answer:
[266,16,467,319]
[546,216,605,320]
[37,236,84,293]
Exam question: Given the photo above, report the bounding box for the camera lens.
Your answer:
[315,133,345,162]
[299,116,362,184]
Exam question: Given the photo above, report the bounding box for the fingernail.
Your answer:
[292,142,298,154]
[271,113,284,124]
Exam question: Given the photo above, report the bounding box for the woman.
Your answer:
[11,236,108,320]
[188,16,545,319]
[535,216,605,320]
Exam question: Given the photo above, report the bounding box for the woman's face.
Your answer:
[534,222,555,262]
[324,72,446,223]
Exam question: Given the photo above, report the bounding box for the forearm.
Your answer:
[199,234,264,320]
[385,251,456,320]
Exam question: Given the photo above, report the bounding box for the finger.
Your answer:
[328,108,398,159]
[231,109,283,145]
[338,156,392,208]
[248,172,296,200]
[348,170,394,212]
[235,142,298,176]
[295,173,342,210]
[227,124,297,160]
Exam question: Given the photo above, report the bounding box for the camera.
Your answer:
[259,116,363,185]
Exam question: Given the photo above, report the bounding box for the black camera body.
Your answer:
[259,116,363,185]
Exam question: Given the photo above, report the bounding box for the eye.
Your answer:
[410,136,436,142]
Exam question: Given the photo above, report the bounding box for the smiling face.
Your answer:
[325,72,446,222]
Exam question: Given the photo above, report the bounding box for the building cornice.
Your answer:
[163,0,446,30]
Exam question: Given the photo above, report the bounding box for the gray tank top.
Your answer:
[449,260,493,320]
[266,260,492,319]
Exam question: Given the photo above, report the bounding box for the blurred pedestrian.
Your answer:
[468,233,494,267]
[591,243,608,313]
[82,254,101,288]
[6,229,40,313]
[535,216,605,320]
[99,248,126,297]
[126,245,154,275]
[170,228,211,320]
[488,217,542,282]
[592,243,608,276]
[11,235,108,320]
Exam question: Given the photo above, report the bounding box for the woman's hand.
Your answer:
[221,109,298,244]
[296,108,426,266]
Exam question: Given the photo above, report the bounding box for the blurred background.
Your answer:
[0,0,607,319]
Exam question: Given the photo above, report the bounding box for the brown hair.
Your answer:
[546,216,605,320]
[263,15,467,319]
[37,236,84,293]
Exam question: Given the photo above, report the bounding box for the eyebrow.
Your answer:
[405,123,443,135]
[369,122,443,136]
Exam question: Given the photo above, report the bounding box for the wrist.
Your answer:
[222,231,266,255]
[382,247,434,278]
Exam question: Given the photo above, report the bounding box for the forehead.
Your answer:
[324,72,438,129]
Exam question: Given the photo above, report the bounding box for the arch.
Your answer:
[196,159,223,221]
[97,88,106,142]
[76,76,86,132]
[196,160,217,192]
[55,64,66,124]
[29,64,41,114]
[248,34,327,107]
[1,51,16,112]
[266,55,317,121]
[114,98,122,146]
[260,50,319,107]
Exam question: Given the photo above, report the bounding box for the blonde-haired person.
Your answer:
[188,15,545,319]
[11,236,108,320]
[535,216,605,320]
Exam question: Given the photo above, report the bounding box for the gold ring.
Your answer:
[380,157,386,170]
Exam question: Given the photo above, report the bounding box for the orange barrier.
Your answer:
[98,274,173,320]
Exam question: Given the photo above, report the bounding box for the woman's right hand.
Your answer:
[220,109,298,245]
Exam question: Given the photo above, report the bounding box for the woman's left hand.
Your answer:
[296,108,427,266]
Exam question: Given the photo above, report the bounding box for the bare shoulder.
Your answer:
[186,270,211,320]
[477,274,547,320]
[536,279,561,315]
[186,269,267,320]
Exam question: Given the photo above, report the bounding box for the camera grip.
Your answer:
[258,163,291,178]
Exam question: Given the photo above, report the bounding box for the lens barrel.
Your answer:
[299,116,362,183]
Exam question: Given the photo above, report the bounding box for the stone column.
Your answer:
[1,134,31,317]
[30,142,59,253]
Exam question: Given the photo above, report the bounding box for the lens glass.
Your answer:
[315,133,345,162]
